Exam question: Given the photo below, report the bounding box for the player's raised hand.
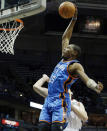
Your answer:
[42,74,49,82]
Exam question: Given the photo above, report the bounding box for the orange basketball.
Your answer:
[59,1,76,19]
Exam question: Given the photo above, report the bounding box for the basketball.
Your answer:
[59,1,76,19]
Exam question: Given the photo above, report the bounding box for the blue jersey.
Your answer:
[48,59,79,95]
[39,59,80,123]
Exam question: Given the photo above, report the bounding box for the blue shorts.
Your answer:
[39,94,71,124]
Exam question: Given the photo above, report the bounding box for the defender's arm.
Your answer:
[71,100,88,122]
[33,74,49,98]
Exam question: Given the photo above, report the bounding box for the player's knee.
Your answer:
[38,122,51,131]
[51,122,64,131]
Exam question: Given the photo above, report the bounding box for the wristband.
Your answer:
[86,79,97,90]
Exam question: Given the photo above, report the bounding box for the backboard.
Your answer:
[0,0,46,24]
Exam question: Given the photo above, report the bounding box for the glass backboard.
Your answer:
[0,0,46,24]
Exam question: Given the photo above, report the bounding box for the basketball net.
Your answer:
[0,19,24,55]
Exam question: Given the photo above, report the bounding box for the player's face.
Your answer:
[62,45,74,59]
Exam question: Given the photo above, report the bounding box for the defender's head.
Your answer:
[62,44,81,60]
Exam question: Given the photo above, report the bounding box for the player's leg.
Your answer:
[51,100,67,131]
[51,95,71,131]
[39,102,52,131]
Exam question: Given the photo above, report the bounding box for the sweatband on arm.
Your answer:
[86,79,99,93]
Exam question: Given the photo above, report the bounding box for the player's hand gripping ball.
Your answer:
[59,1,76,19]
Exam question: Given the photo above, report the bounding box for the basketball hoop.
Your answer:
[0,19,24,55]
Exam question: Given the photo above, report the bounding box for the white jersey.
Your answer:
[64,100,82,131]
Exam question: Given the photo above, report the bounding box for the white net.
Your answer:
[0,19,24,55]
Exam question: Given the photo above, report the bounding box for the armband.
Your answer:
[86,79,98,91]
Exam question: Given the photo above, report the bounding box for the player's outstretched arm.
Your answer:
[33,74,49,98]
[62,6,77,56]
[71,99,88,122]
[68,63,103,93]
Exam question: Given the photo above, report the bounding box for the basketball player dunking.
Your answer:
[36,6,103,131]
